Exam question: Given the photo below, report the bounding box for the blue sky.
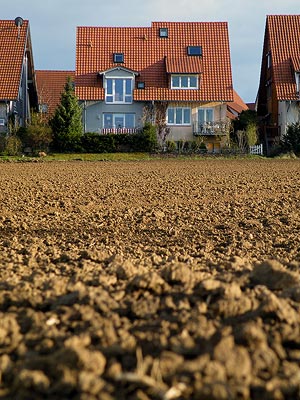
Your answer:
[2,0,300,103]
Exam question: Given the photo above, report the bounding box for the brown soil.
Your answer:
[0,159,300,400]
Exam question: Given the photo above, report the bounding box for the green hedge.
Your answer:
[80,123,157,153]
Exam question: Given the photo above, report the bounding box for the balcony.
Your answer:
[193,120,230,136]
[101,127,141,135]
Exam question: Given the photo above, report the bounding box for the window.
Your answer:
[171,75,198,89]
[105,78,133,103]
[103,113,135,129]
[198,108,213,124]
[197,108,214,134]
[137,81,145,89]
[167,107,191,125]
[187,46,202,56]
[159,28,168,38]
[0,118,5,126]
[113,53,124,63]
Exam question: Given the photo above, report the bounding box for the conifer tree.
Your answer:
[50,77,83,151]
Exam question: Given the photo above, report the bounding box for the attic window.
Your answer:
[113,53,124,63]
[187,46,202,56]
[137,82,145,89]
[159,28,168,38]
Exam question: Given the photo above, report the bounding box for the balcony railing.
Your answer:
[101,127,141,135]
[193,121,230,136]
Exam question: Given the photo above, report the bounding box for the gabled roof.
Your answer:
[36,70,75,117]
[0,19,29,100]
[76,21,233,102]
[266,15,300,100]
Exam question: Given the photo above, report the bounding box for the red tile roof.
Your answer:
[76,21,233,102]
[36,70,75,117]
[0,19,29,100]
[165,56,203,74]
[227,89,248,119]
[267,15,300,100]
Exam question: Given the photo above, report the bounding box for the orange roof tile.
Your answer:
[0,19,29,100]
[267,15,300,100]
[75,21,233,102]
[165,56,203,74]
[36,70,75,117]
[227,89,248,119]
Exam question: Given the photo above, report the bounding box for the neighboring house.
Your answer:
[0,18,37,133]
[76,21,234,152]
[257,15,300,153]
[35,70,75,120]
[227,89,248,120]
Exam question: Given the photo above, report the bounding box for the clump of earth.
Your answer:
[0,159,300,399]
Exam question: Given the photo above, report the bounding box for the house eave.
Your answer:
[98,67,139,76]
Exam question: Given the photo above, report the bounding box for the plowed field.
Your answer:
[0,159,300,399]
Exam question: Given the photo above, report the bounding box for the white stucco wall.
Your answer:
[278,101,300,137]
[167,101,228,142]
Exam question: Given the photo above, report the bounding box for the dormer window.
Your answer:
[171,74,198,89]
[159,28,168,38]
[113,53,124,63]
[187,46,202,56]
[105,77,133,103]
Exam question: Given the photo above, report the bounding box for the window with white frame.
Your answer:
[105,78,133,103]
[103,113,135,129]
[171,75,198,89]
[167,107,191,125]
[0,118,5,126]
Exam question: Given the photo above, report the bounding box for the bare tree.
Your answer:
[141,102,170,148]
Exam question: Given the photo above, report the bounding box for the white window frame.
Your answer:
[0,118,5,126]
[171,74,198,89]
[167,107,191,125]
[105,77,133,104]
[103,113,135,129]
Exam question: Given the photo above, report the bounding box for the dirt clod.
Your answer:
[0,159,300,399]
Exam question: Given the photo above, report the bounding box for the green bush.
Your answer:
[81,133,116,153]
[165,140,176,152]
[0,135,22,156]
[282,122,300,155]
[199,142,207,153]
[80,125,157,153]
[17,113,53,154]
[133,123,157,152]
